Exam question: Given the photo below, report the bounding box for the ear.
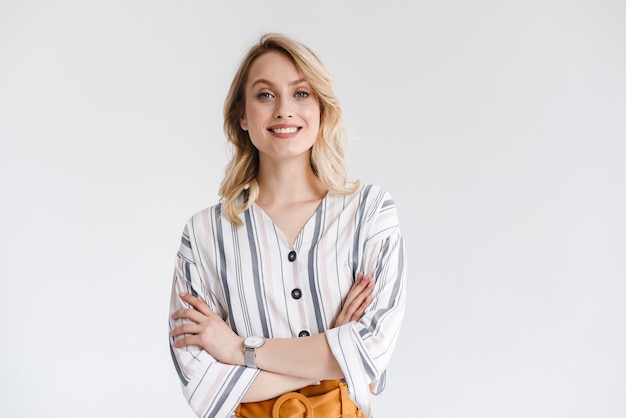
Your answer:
[240,114,248,131]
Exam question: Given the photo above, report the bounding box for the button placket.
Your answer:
[285,247,307,338]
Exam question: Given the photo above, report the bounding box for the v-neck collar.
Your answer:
[251,192,329,249]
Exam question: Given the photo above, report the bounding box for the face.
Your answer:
[240,51,321,164]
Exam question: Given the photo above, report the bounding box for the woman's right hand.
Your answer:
[333,272,374,327]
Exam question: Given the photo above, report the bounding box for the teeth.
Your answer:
[272,127,298,134]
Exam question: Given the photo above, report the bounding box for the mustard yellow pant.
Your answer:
[235,379,368,418]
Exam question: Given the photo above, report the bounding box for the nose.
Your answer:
[274,96,293,119]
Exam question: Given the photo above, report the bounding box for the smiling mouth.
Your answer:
[270,127,299,134]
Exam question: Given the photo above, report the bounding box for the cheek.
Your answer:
[312,113,321,137]
[304,104,321,128]
[243,107,269,144]
[245,105,269,129]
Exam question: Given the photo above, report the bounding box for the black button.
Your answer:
[298,330,310,337]
[291,288,302,299]
[288,251,297,262]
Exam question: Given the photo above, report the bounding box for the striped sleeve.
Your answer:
[325,186,407,417]
[169,221,259,418]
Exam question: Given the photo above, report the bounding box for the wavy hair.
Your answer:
[219,33,359,226]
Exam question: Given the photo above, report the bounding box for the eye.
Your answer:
[295,90,309,99]
[257,92,274,100]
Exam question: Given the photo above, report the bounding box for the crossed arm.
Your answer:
[169,272,374,402]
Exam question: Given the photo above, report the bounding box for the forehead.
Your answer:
[247,50,304,84]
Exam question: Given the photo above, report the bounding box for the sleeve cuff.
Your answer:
[326,323,372,417]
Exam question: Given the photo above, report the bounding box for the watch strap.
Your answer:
[244,346,257,368]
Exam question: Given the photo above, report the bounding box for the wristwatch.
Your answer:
[244,336,266,368]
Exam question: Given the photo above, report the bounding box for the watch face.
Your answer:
[245,336,265,348]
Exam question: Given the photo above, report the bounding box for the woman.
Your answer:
[168,33,406,418]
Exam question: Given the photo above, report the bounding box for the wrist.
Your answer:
[236,337,245,366]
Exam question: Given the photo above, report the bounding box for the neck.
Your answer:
[256,156,327,206]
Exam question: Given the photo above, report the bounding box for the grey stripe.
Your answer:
[343,332,369,410]
[352,184,371,273]
[365,224,398,243]
[189,217,210,299]
[169,342,189,386]
[336,331,357,398]
[206,367,247,418]
[359,347,377,380]
[214,204,237,334]
[188,362,212,402]
[307,202,326,332]
[244,207,270,337]
[183,260,198,297]
[177,250,194,264]
[375,370,387,394]
[365,186,384,223]
[360,235,405,338]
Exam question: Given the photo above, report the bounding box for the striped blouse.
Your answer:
[168,183,407,417]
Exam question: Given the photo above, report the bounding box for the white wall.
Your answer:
[1,1,625,417]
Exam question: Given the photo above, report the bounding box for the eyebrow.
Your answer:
[250,78,307,88]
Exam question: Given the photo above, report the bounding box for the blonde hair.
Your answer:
[219,33,359,226]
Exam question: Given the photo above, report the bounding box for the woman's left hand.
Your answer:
[333,272,374,327]
[170,293,243,365]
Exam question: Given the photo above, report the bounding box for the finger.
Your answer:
[345,275,371,302]
[171,307,207,323]
[350,295,373,321]
[362,274,373,287]
[354,273,369,288]
[172,334,199,349]
[346,278,374,307]
[345,283,374,317]
[356,274,374,292]
[346,286,369,309]
[180,292,214,316]
[169,323,200,338]
[349,296,372,322]
[348,272,365,289]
